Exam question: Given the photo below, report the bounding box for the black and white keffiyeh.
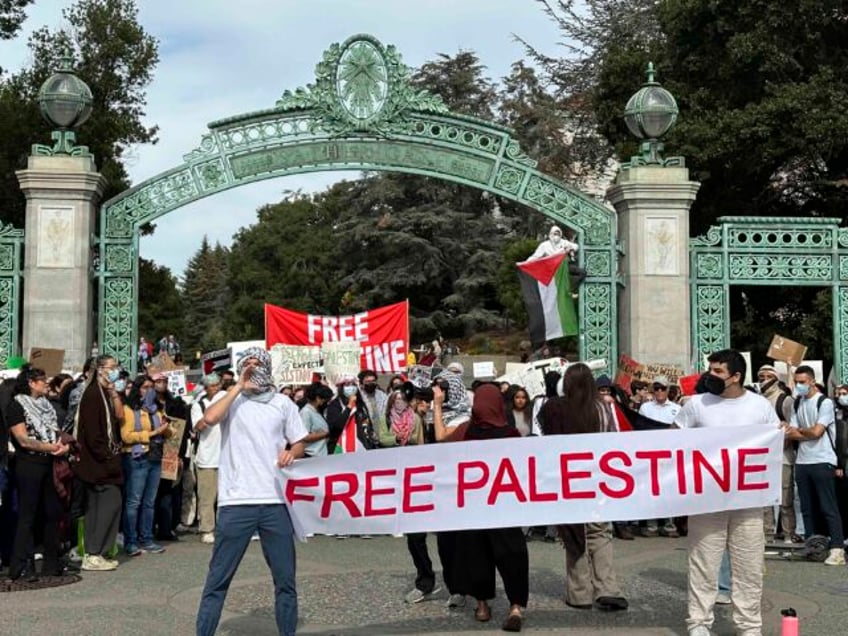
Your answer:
[15,393,58,444]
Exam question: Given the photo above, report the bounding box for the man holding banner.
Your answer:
[196,348,307,636]
[675,350,780,636]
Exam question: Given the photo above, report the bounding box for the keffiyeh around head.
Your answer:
[237,347,275,400]
[434,369,471,426]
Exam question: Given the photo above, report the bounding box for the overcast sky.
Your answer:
[0,1,565,277]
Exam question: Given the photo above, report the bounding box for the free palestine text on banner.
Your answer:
[280,425,782,538]
[265,301,409,374]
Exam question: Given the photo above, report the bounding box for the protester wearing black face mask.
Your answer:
[357,370,387,431]
[674,350,781,636]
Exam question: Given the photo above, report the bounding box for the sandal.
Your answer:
[502,609,523,632]
[475,603,491,622]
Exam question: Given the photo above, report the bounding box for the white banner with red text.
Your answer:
[265,301,409,374]
[280,425,782,538]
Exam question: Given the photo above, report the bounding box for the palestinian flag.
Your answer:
[334,408,365,454]
[516,252,578,344]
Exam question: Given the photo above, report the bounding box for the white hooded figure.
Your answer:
[529,225,579,260]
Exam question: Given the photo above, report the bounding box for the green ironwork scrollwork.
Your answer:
[690,216,848,381]
[0,222,24,366]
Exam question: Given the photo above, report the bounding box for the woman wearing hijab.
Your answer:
[378,389,424,447]
[540,363,628,612]
[121,374,172,556]
[433,382,528,632]
[5,364,70,581]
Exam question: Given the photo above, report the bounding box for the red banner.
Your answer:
[265,301,409,374]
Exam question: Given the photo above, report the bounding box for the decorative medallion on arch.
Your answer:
[98,34,619,369]
[690,216,848,382]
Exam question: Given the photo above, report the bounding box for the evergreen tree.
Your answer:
[181,236,231,355]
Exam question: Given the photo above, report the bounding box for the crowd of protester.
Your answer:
[1,347,846,636]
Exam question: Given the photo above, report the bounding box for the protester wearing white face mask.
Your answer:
[782,366,844,565]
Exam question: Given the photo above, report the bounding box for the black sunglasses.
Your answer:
[652,384,668,391]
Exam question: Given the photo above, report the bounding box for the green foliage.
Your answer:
[226,193,344,341]
[412,50,497,119]
[0,0,31,42]
[0,0,159,228]
[180,237,231,356]
[138,257,182,345]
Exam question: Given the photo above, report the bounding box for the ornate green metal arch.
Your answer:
[98,34,618,368]
[691,216,848,382]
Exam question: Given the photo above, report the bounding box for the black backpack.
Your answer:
[793,394,836,453]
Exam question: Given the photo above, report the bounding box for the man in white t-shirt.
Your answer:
[639,375,682,537]
[783,365,845,566]
[196,348,307,636]
[674,350,780,636]
[191,373,226,544]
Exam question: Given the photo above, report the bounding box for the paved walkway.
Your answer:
[2,532,845,635]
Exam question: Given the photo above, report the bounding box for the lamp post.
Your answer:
[623,62,679,167]
[32,51,93,157]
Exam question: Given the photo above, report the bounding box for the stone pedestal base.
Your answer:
[17,155,105,370]
[608,165,700,372]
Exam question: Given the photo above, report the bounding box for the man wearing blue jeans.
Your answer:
[783,365,845,566]
[196,348,307,636]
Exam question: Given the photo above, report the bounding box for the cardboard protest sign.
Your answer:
[322,341,362,386]
[270,344,322,386]
[614,354,645,395]
[767,335,807,367]
[160,417,187,481]
[644,362,685,386]
[29,348,65,377]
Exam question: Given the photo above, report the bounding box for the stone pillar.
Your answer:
[607,165,700,371]
[17,155,106,370]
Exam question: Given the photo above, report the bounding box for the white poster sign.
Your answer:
[164,370,187,397]
[227,340,266,369]
[322,341,362,386]
[281,425,782,538]
[270,344,322,386]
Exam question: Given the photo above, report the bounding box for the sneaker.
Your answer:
[140,542,166,554]
[125,545,143,557]
[67,550,82,563]
[405,585,442,604]
[715,591,732,605]
[250,532,260,542]
[360,535,372,540]
[104,557,119,569]
[200,533,215,544]
[824,548,846,566]
[446,593,466,609]
[689,626,712,636]
[175,523,194,534]
[81,554,117,571]
[659,524,680,538]
[640,526,658,538]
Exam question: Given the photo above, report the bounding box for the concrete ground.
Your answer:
[1,532,845,635]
